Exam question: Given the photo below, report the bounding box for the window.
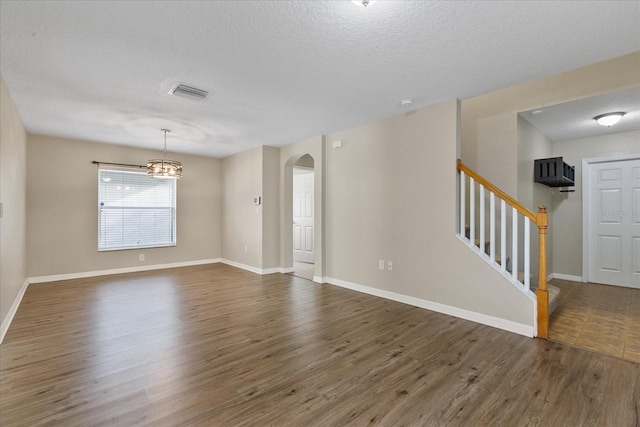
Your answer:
[98,168,176,251]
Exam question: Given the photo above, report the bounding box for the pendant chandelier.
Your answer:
[147,129,183,179]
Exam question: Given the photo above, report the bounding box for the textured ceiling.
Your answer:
[1,1,639,158]
[520,87,640,142]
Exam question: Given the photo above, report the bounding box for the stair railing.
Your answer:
[457,159,549,338]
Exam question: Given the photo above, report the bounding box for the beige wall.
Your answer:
[262,146,281,269]
[551,130,640,277]
[324,100,533,326]
[17,54,635,332]
[517,116,554,279]
[462,52,640,197]
[27,134,222,277]
[221,145,263,267]
[1,75,28,330]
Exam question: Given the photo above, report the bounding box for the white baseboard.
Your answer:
[220,259,291,276]
[549,273,583,282]
[313,276,325,284]
[0,279,29,344]
[325,277,534,338]
[28,258,293,286]
[28,258,223,284]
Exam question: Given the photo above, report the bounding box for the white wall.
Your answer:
[26,134,222,277]
[551,130,640,278]
[0,75,28,334]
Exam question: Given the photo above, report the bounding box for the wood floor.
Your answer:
[1,264,639,426]
[549,279,640,363]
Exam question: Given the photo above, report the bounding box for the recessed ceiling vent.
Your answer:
[169,83,209,101]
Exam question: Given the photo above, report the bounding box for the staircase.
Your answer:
[464,225,560,316]
[457,159,556,338]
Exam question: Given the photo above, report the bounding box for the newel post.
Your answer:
[536,205,549,338]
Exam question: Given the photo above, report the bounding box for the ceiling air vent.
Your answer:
[169,83,209,101]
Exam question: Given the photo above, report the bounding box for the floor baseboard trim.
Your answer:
[550,273,583,282]
[325,277,534,338]
[313,276,325,284]
[0,279,30,344]
[28,259,223,284]
[220,259,287,276]
[262,267,283,275]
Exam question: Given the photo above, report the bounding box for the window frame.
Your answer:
[97,167,177,252]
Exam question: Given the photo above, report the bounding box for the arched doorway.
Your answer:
[290,155,315,279]
[283,149,324,283]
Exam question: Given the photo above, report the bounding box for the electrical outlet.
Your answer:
[378,260,385,270]
[139,254,145,262]
[387,261,393,271]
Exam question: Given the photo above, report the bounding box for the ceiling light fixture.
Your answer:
[352,0,376,7]
[147,129,183,179]
[400,99,414,107]
[594,112,625,127]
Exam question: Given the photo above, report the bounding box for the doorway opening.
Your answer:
[548,153,640,362]
[291,154,315,281]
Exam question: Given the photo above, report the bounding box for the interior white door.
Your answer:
[293,170,314,263]
[588,158,640,288]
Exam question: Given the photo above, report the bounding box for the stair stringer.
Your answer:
[455,234,538,336]
[457,234,537,300]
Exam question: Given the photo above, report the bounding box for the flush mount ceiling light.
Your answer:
[147,129,183,179]
[400,99,414,107]
[594,112,625,127]
[352,0,376,7]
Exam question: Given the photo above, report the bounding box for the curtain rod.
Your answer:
[91,161,146,169]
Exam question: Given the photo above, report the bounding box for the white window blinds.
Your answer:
[98,168,176,251]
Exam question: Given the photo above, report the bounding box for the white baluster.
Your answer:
[512,207,518,281]
[460,171,465,237]
[470,178,475,247]
[479,185,485,254]
[524,217,530,290]
[500,200,506,272]
[490,193,495,262]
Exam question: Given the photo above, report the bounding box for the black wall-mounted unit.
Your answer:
[534,157,575,187]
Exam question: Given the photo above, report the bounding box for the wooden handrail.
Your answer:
[457,159,549,338]
[457,159,537,223]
